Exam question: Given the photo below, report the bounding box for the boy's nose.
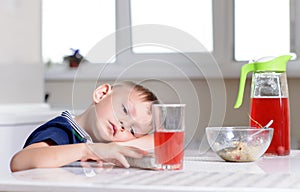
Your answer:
[119,120,133,132]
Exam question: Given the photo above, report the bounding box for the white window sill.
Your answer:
[45,58,300,81]
[45,60,238,81]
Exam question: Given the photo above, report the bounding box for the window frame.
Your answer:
[45,0,300,80]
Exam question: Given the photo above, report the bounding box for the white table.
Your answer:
[1,150,300,192]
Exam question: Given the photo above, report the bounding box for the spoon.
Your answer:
[248,119,273,138]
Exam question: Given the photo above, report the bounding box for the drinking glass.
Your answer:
[152,104,185,170]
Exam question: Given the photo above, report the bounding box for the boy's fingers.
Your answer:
[114,153,130,168]
[128,146,149,155]
[114,147,148,168]
[120,147,145,159]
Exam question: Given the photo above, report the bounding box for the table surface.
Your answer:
[1,150,300,192]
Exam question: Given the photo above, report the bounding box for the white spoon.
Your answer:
[248,119,273,138]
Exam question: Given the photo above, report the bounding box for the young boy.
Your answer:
[10,81,158,172]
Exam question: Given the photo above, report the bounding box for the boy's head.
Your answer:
[91,81,158,142]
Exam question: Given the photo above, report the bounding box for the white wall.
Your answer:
[0,0,44,104]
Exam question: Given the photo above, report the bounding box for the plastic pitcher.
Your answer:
[234,55,292,156]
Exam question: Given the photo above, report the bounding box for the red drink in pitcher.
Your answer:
[154,131,184,169]
[250,97,290,156]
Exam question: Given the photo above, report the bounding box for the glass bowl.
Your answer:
[206,126,274,162]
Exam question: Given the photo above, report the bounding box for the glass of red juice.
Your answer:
[152,104,185,170]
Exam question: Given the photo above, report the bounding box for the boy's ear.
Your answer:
[93,84,112,103]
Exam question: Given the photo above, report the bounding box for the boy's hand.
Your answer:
[86,142,147,168]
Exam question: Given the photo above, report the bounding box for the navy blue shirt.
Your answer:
[24,116,84,148]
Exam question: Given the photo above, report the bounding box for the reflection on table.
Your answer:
[1,150,300,192]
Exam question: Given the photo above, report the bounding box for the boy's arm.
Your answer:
[10,141,147,172]
[10,142,90,172]
[116,134,154,151]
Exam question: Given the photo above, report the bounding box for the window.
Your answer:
[44,0,300,79]
[42,0,115,64]
[131,0,213,53]
[234,0,290,61]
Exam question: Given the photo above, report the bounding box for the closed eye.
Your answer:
[122,104,128,115]
[130,127,135,136]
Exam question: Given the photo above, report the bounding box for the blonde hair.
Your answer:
[112,81,158,103]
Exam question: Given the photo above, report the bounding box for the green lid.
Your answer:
[234,55,292,109]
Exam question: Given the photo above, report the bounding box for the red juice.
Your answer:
[154,131,184,168]
[250,97,290,156]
